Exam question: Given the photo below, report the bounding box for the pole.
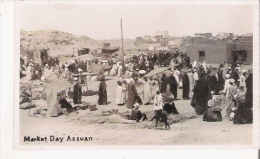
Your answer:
[120,18,126,74]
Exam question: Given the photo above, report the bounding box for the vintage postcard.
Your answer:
[3,0,258,153]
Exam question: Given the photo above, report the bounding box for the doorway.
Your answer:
[199,51,205,62]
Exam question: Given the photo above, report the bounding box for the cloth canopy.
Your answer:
[144,67,170,77]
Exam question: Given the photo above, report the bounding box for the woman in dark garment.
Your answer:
[182,72,190,99]
[72,77,82,105]
[160,74,168,93]
[190,74,210,117]
[217,70,225,93]
[233,70,253,124]
[98,75,107,105]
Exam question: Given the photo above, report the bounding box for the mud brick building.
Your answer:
[185,42,253,64]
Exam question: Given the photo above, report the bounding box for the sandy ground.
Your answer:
[19,74,252,146]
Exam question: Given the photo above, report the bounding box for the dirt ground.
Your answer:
[19,74,252,146]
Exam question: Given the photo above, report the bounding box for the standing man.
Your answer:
[127,78,139,109]
[72,77,82,105]
[187,69,194,96]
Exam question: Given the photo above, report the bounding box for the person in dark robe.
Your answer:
[129,103,147,122]
[197,65,206,79]
[127,78,139,109]
[59,98,74,113]
[182,71,190,99]
[190,74,209,116]
[208,70,218,95]
[168,71,178,100]
[186,56,190,68]
[244,69,253,107]
[217,70,225,92]
[160,73,168,93]
[232,67,240,87]
[72,77,82,105]
[233,94,252,124]
[97,75,107,105]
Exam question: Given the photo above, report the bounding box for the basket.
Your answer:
[87,102,97,111]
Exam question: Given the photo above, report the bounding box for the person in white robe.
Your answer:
[116,81,126,105]
[153,88,163,111]
[118,63,123,77]
[202,61,207,72]
[142,77,152,105]
[193,69,199,81]
[239,70,246,92]
[223,74,231,93]
[187,69,194,94]
[26,64,32,80]
[173,68,180,84]
[192,60,198,69]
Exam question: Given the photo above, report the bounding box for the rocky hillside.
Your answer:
[20,30,103,57]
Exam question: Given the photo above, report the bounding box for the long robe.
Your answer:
[182,73,190,98]
[233,101,252,124]
[208,75,218,95]
[187,72,194,93]
[98,81,107,105]
[142,80,152,104]
[160,76,168,93]
[225,84,237,117]
[168,75,178,99]
[116,85,126,105]
[244,73,253,107]
[217,72,225,92]
[26,66,32,80]
[190,79,209,115]
[127,83,138,109]
[72,83,82,104]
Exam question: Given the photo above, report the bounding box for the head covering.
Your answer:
[78,68,83,72]
[30,59,33,62]
[169,71,174,75]
[208,100,215,108]
[73,77,78,81]
[228,67,231,69]
[226,74,230,78]
[235,67,239,70]
[133,103,139,110]
[229,79,235,83]
[130,78,134,82]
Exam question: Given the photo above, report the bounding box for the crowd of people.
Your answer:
[20,49,253,125]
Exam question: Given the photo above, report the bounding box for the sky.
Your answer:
[19,1,254,40]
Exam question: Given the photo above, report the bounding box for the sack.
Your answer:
[20,102,36,109]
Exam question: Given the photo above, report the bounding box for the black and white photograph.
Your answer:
[2,0,259,151]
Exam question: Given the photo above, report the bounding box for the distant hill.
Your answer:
[20,30,103,57]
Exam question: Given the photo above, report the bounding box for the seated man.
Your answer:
[129,103,147,122]
[206,100,222,122]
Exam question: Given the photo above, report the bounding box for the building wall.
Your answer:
[185,44,227,64]
[186,43,253,64]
